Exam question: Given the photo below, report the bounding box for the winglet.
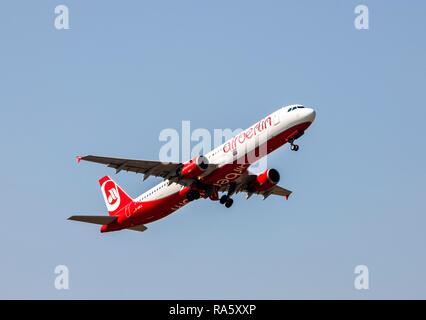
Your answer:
[76,156,83,164]
[285,194,289,200]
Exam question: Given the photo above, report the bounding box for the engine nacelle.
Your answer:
[251,168,280,192]
[180,155,209,179]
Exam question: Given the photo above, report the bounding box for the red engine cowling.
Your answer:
[180,156,209,179]
[251,168,280,192]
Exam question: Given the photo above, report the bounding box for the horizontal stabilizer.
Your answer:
[68,215,117,225]
[126,225,148,232]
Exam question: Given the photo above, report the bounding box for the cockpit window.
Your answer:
[288,106,304,112]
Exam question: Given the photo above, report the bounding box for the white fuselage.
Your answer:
[135,104,316,202]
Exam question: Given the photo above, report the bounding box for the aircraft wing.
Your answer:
[223,172,293,200]
[265,185,293,198]
[77,155,183,180]
[237,183,292,200]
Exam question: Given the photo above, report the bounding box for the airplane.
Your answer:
[69,104,316,233]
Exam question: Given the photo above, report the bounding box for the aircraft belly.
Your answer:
[128,191,190,226]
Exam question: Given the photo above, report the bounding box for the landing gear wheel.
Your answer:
[186,191,194,201]
[290,144,299,151]
[220,194,229,204]
[225,198,234,208]
[186,190,200,201]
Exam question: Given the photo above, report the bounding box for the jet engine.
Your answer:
[250,168,280,192]
[179,155,209,179]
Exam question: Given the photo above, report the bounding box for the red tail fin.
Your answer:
[99,176,133,216]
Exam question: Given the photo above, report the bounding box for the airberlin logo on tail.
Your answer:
[101,179,120,212]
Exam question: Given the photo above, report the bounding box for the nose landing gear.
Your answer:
[290,144,299,151]
[289,139,299,151]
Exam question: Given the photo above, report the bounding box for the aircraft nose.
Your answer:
[305,108,316,123]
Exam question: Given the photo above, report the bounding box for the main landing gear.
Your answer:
[186,190,200,201]
[219,194,234,208]
[289,139,299,151]
[187,186,234,208]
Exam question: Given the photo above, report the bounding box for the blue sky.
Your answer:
[1,1,425,299]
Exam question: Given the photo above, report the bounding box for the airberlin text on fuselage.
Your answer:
[214,163,249,187]
[223,116,272,153]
